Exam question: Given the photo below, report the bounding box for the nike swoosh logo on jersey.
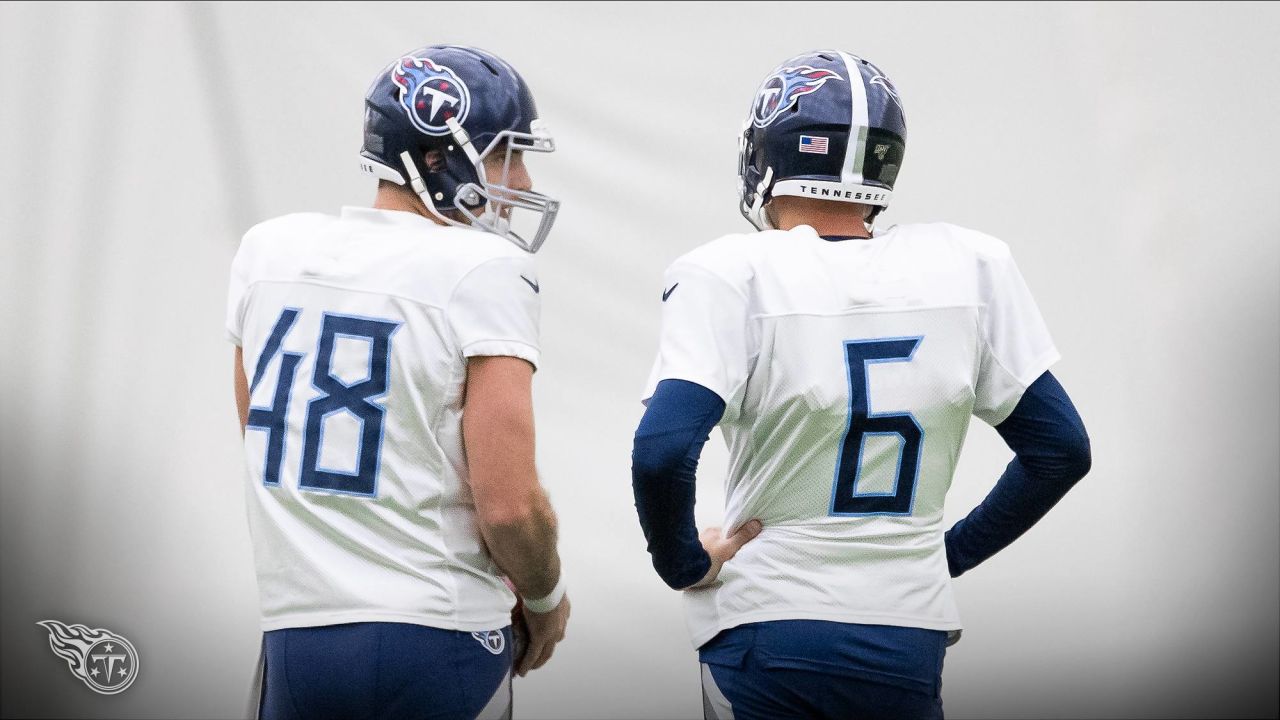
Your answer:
[520,275,540,293]
[662,283,679,302]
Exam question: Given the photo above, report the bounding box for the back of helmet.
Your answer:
[738,50,906,230]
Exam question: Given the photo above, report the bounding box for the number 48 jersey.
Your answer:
[642,223,1059,647]
[226,207,540,633]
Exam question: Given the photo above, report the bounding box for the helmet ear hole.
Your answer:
[424,149,447,173]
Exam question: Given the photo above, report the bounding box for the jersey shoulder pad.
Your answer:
[237,212,333,258]
[667,232,760,285]
[243,212,332,241]
[450,233,534,283]
[906,221,1011,261]
[381,226,533,297]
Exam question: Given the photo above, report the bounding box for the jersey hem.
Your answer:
[461,340,540,370]
[260,610,511,633]
[978,348,1061,425]
[641,371,737,407]
[687,608,962,649]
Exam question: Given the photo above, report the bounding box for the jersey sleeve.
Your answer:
[447,255,541,370]
[224,233,255,346]
[972,247,1061,425]
[641,261,753,410]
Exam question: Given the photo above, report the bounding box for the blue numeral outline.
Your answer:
[829,336,925,516]
[246,308,399,498]
[245,308,305,487]
[298,312,401,497]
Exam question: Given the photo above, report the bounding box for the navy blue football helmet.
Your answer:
[359,45,559,253]
[738,50,906,230]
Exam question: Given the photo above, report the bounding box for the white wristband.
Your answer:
[521,575,566,614]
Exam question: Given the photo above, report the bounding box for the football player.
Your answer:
[227,45,568,720]
[632,50,1092,719]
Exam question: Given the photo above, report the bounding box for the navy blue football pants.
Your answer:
[699,620,947,720]
[255,622,513,720]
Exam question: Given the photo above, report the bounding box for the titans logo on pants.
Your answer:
[471,629,505,655]
[392,56,472,136]
[37,620,140,695]
[752,65,844,128]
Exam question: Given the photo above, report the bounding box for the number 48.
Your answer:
[246,308,399,497]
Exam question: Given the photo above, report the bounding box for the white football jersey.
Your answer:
[226,207,541,633]
[642,222,1059,647]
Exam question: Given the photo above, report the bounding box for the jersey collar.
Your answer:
[340,206,446,229]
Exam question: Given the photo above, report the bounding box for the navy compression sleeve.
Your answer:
[631,379,726,590]
[945,371,1092,577]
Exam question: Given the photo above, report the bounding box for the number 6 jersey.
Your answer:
[226,207,540,633]
[642,222,1059,647]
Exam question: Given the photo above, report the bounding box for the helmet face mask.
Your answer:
[450,122,559,254]
[737,50,907,231]
[359,45,560,253]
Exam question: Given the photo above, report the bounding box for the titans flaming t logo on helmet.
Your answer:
[751,65,844,128]
[870,74,902,108]
[392,56,472,136]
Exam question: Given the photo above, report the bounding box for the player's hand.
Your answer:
[685,520,763,590]
[516,594,569,677]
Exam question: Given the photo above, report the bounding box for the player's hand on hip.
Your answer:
[686,520,763,590]
[517,594,569,677]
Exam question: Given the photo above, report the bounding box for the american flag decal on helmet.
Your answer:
[799,135,830,154]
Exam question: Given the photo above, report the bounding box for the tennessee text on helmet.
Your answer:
[358,46,559,253]
[737,50,906,230]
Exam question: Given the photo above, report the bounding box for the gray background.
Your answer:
[1,1,1277,718]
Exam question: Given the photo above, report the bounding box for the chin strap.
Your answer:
[399,150,464,227]
[746,166,774,230]
[397,119,485,222]
[445,117,481,165]
[397,122,560,253]
[400,150,427,196]
[445,117,484,207]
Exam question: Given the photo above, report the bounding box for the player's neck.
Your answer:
[768,197,872,238]
[372,183,449,226]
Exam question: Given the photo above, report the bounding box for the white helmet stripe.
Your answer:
[838,51,869,185]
